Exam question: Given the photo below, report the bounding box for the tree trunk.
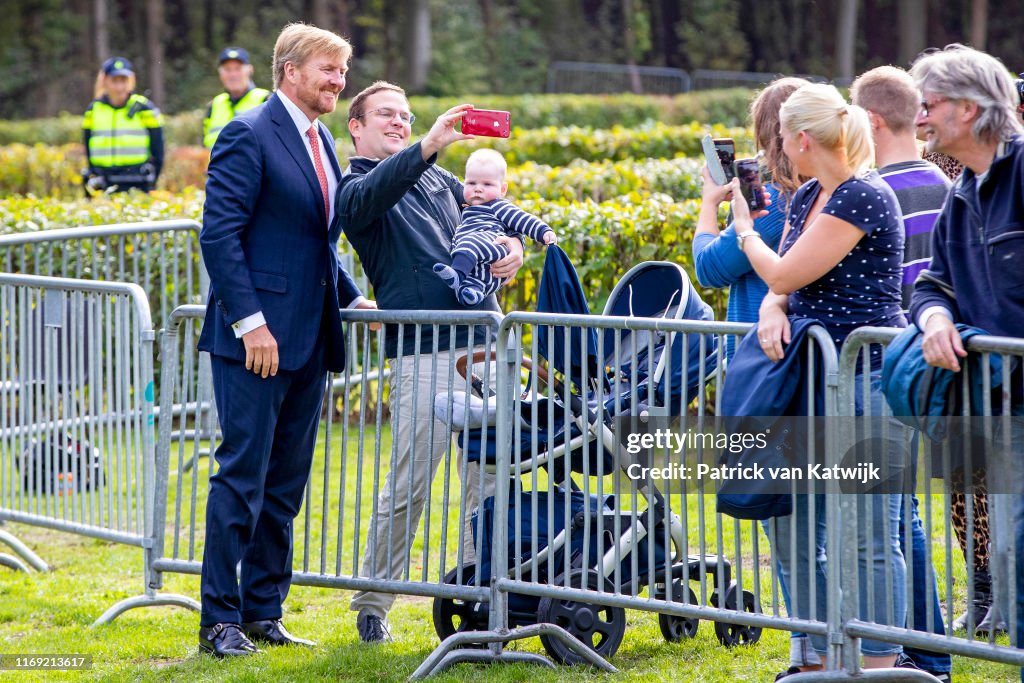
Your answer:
[478,0,499,89]
[335,0,351,37]
[835,0,858,82]
[406,0,431,92]
[94,0,110,63]
[971,0,988,50]
[204,0,215,51]
[146,0,166,106]
[898,0,926,67]
[310,0,329,27]
[622,0,642,93]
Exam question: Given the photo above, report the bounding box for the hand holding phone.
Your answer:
[735,157,767,211]
[460,109,512,138]
[701,135,736,185]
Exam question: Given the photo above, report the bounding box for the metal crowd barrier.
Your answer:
[0,218,370,349]
[0,219,372,474]
[818,327,1024,680]
[0,220,208,336]
[0,274,195,621]
[415,312,842,677]
[545,61,692,94]
[140,306,502,626]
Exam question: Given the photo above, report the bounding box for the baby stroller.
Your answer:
[432,248,763,664]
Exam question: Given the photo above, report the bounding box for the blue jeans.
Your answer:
[1009,406,1024,682]
[768,376,910,657]
[760,519,822,667]
[1015,490,1024,683]
[899,491,951,673]
[770,493,907,656]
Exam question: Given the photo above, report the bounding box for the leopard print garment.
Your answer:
[950,469,990,571]
[923,151,964,181]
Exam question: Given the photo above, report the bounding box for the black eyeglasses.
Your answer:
[355,107,415,125]
[920,96,951,118]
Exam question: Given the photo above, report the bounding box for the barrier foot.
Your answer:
[0,528,49,572]
[410,623,617,680]
[0,553,31,572]
[782,668,942,682]
[91,592,200,627]
[181,450,209,474]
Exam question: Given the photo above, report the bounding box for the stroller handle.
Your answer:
[456,350,552,397]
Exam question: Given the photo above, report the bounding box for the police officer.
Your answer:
[82,57,164,193]
[202,48,271,149]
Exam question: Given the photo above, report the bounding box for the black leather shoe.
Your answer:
[242,619,316,647]
[198,622,260,657]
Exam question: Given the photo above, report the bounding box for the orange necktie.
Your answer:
[307,125,330,226]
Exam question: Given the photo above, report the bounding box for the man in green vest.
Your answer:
[203,48,271,149]
[82,56,164,193]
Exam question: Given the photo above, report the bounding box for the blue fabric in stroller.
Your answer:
[457,247,717,587]
[460,247,718,470]
[471,486,670,616]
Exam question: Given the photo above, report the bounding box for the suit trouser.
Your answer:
[350,348,496,618]
[200,343,327,626]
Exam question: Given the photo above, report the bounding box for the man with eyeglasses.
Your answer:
[336,81,522,643]
[909,44,1024,682]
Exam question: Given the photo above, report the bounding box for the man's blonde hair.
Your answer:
[465,149,507,178]
[850,65,921,135]
[272,23,351,90]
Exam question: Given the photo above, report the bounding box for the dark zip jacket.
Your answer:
[336,142,500,357]
[909,135,1024,338]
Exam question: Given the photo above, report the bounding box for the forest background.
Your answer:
[1,0,1021,120]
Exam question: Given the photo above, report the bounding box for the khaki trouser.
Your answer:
[350,348,496,618]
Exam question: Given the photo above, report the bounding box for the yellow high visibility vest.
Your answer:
[83,94,162,167]
[203,88,270,148]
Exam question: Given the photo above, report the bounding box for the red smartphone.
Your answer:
[461,109,511,138]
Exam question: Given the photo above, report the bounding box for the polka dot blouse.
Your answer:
[780,172,907,366]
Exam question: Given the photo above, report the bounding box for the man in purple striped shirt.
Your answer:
[851,65,954,683]
[852,66,952,310]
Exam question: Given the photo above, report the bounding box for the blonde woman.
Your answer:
[731,83,910,676]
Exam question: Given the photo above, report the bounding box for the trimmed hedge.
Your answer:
[1,90,756,147]
[436,122,752,170]
[0,143,210,197]
[1,122,751,199]
[508,157,704,203]
[0,189,727,318]
[0,189,203,235]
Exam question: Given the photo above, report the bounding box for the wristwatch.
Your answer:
[737,230,761,250]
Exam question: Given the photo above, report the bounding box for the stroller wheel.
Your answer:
[537,569,626,665]
[432,564,487,646]
[710,584,762,647]
[656,581,699,642]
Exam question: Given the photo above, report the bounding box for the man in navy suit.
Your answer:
[197,23,373,657]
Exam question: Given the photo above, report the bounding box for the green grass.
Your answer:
[0,417,1021,682]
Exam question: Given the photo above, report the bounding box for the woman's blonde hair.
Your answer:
[751,77,810,196]
[93,70,135,100]
[780,83,874,177]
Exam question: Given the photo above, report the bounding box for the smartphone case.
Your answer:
[702,134,728,185]
[461,109,511,138]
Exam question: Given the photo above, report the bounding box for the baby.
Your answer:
[433,149,557,305]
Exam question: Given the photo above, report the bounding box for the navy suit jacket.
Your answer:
[198,93,362,373]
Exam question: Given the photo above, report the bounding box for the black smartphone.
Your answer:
[714,138,736,182]
[735,157,767,211]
